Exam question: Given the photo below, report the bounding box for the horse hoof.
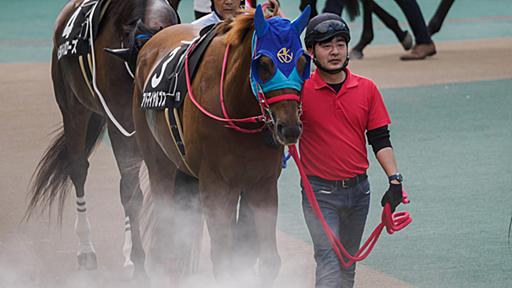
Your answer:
[349,49,364,60]
[77,252,97,270]
[122,260,135,278]
[133,268,149,284]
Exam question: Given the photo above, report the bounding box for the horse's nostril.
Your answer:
[276,123,284,133]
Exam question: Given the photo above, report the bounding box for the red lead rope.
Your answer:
[288,144,412,268]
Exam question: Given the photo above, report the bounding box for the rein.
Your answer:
[185,42,300,133]
[288,145,412,267]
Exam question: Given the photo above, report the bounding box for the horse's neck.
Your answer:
[112,0,166,25]
[223,34,260,118]
[143,0,177,30]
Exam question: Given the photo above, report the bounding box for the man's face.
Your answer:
[309,36,347,72]
[214,0,238,19]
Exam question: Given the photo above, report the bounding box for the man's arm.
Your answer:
[367,126,404,211]
[366,125,399,181]
[375,147,400,184]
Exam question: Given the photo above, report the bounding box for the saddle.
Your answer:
[57,0,111,81]
[141,24,219,157]
[141,24,218,110]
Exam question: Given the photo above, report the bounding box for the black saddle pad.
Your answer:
[57,0,110,60]
[141,24,218,110]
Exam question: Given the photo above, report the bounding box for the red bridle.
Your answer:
[185,43,300,133]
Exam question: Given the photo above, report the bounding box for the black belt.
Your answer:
[308,174,368,189]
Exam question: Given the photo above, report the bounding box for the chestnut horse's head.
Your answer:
[250,5,311,145]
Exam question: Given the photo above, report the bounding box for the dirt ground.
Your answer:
[1,37,511,287]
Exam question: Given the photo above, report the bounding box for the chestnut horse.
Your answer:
[26,0,179,277]
[133,5,311,283]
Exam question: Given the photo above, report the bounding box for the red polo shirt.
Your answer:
[299,68,391,180]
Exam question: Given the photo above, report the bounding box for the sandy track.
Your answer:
[1,37,511,287]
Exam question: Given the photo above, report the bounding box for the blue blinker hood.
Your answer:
[250,5,311,99]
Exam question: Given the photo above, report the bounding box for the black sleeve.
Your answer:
[366,125,392,154]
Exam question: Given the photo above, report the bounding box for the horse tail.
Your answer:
[25,115,105,222]
[344,0,360,21]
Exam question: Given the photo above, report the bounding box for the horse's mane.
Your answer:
[218,2,282,47]
[217,11,256,46]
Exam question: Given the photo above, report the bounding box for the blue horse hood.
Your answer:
[250,17,311,96]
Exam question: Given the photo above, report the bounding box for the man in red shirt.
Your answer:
[300,13,405,288]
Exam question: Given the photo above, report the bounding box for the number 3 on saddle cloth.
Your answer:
[141,24,219,156]
[57,0,111,85]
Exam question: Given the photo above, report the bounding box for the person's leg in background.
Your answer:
[300,0,319,19]
[350,0,413,60]
[349,0,373,60]
[428,0,455,36]
[395,0,437,60]
[323,0,344,15]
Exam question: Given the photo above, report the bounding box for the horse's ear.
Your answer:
[254,4,269,38]
[291,5,311,35]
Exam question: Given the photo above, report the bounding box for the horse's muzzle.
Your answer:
[275,121,303,144]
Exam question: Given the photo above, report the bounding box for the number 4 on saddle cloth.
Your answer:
[57,0,111,81]
[141,24,219,155]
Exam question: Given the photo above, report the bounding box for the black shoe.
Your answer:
[400,31,413,51]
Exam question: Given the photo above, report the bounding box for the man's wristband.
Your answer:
[388,173,403,183]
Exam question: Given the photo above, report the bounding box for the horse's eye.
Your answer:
[257,56,275,83]
[296,55,307,77]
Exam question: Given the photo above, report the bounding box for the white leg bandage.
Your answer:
[122,216,134,267]
[74,196,95,254]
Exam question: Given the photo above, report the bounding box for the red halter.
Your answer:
[185,43,300,133]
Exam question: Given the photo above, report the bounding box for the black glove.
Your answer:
[381,183,403,213]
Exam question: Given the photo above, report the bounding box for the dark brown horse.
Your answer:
[26,0,179,277]
[133,4,310,284]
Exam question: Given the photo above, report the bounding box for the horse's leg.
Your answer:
[107,125,146,277]
[173,170,202,274]
[134,110,196,283]
[350,0,374,59]
[244,179,280,286]
[233,192,259,270]
[200,178,240,281]
[427,0,455,36]
[373,0,412,50]
[145,155,181,282]
[51,57,106,270]
[63,110,105,270]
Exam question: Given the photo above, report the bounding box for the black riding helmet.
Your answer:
[305,13,351,74]
[305,13,351,48]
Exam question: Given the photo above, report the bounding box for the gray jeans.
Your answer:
[302,176,371,288]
